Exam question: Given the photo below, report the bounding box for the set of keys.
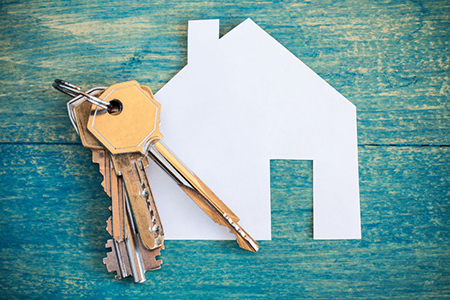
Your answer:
[53,80,258,283]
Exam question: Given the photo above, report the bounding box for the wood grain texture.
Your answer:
[0,0,449,144]
[1,0,449,298]
[1,145,449,298]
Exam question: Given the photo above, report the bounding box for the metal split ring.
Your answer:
[52,79,110,110]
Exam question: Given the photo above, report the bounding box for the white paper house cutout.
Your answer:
[149,19,361,241]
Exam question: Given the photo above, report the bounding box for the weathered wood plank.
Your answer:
[1,144,449,298]
[1,0,449,298]
[0,0,449,144]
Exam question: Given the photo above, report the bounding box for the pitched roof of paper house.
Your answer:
[150,19,360,241]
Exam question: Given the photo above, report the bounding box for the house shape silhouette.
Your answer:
[150,19,361,240]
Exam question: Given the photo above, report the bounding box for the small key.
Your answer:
[85,80,258,252]
[70,96,162,283]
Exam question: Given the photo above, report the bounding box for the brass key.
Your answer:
[148,142,259,252]
[69,94,162,283]
[86,81,164,251]
[54,79,259,276]
[86,80,258,253]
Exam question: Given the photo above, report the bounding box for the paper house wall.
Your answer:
[150,19,361,240]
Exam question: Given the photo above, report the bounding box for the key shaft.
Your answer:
[104,156,162,283]
[149,141,259,252]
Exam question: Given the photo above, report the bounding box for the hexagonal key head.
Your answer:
[87,81,163,154]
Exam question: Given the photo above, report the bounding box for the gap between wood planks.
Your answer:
[1,142,449,147]
[360,143,449,147]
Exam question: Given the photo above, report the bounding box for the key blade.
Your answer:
[110,159,125,241]
[236,231,259,253]
[148,141,259,253]
[111,153,164,251]
[181,185,258,252]
[104,155,163,283]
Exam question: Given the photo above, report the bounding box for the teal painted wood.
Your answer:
[0,0,449,144]
[1,0,450,298]
[1,145,449,298]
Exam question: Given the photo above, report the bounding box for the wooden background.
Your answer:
[1,0,449,298]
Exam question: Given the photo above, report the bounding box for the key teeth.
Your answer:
[103,240,122,278]
[136,233,164,271]
[106,216,112,236]
[101,180,111,197]
[141,247,164,271]
[103,238,163,281]
[105,239,114,249]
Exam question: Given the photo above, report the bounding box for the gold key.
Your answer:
[86,81,164,251]
[86,80,258,253]
[148,142,259,252]
[68,93,162,283]
[55,79,259,282]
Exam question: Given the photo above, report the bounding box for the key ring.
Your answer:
[52,79,110,110]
